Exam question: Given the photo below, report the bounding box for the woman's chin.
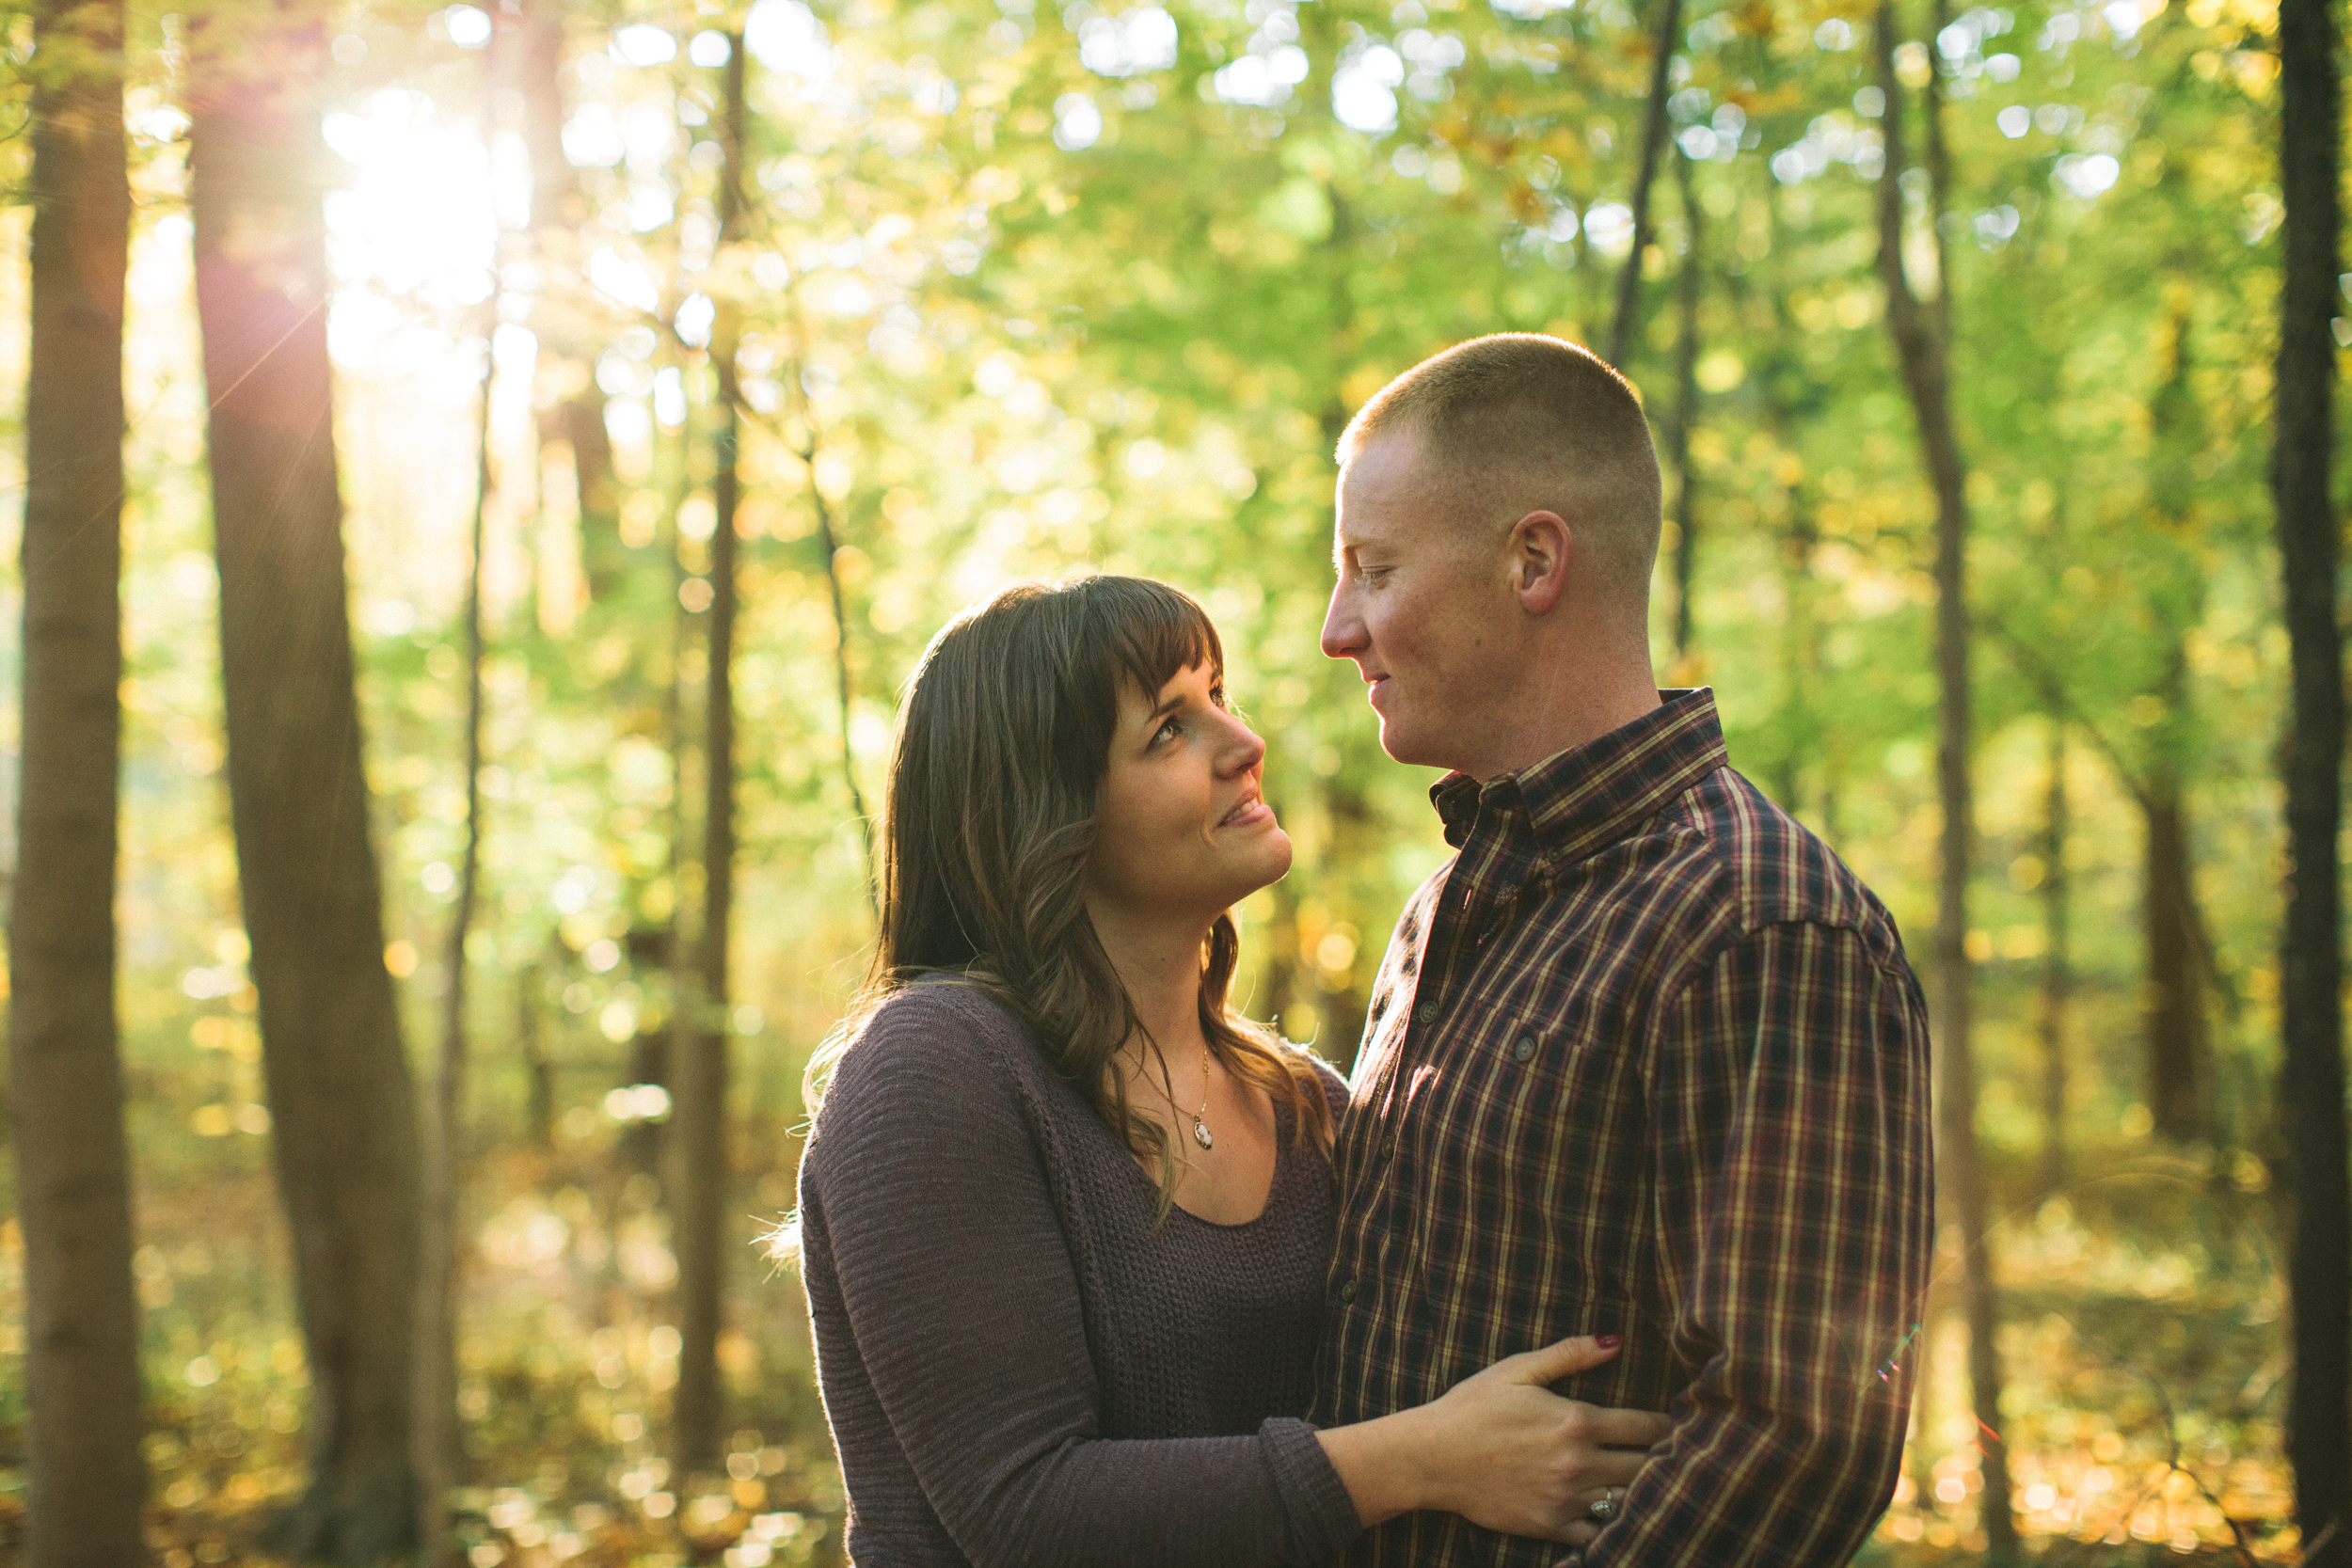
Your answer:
[1248,830,1295,891]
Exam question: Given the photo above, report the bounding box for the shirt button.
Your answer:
[1513,1035,1537,1063]
[1415,1004,1437,1024]
[1380,1134,1398,1161]
[1339,1278,1359,1303]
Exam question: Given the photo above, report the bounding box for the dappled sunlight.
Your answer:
[0,0,2325,1557]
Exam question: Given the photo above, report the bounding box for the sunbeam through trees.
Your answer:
[0,0,2339,1561]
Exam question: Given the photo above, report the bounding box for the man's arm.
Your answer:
[1586,920,1934,1567]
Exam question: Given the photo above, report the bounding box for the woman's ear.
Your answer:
[1510,511,1571,614]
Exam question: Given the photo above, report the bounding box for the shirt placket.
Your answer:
[1389,798,1543,1369]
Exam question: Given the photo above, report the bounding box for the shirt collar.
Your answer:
[1430,689,1729,862]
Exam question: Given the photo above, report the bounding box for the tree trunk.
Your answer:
[1756,182,1817,816]
[788,345,877,910]
[555,397,624,596]
[515,0,580,233]
[188,12,422,1560]
[2274,0,2350,1549]
[1605,0,1686,370]
[1871,1,2016,1554]
[509,0,619,595]
[671,28,750,1474]
[10,4,147,1563]
[2144,300,2208,1147]
[1665,151,1702,663]
[1770,515,1815,813]
[415,293,495,1566]
[2038,721,2070,1202]
[2142,765,2205,1142]
[521,955,554,1148]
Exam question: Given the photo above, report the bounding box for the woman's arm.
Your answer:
[1318,1336,1670,1543]
[805,996,1356,1568]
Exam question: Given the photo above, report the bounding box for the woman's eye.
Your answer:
[1152,716,1183,746]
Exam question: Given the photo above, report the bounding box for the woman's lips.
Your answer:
[1218,800,1274,830]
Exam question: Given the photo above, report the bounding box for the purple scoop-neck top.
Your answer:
[796,980,1363,1567]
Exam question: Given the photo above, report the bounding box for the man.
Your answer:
[1311,333,1934,1566]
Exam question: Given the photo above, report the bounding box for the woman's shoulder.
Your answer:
[807,979,1050,1174]
[1272,1035,1350,1117]
[1304,1049,1351,1118]
[1253,1033,1350,1135]
[831,977,1033,1093]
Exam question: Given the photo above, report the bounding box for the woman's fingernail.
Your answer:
[1596,1334,1620,1349]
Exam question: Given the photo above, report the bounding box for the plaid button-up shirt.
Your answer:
[1312,689,1933,1567]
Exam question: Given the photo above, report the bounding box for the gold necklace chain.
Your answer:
[1136,1037,1216,1155]
[1190,1042,1215,1152]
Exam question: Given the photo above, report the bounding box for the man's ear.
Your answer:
[1510,511,1571,614]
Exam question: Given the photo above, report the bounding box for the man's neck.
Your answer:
[1466,670,1664,782]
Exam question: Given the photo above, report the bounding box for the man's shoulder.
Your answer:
[1666,765,1905,954]
[1381,850,1460,940]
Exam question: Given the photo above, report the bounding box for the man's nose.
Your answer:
[1321,582,1362,661]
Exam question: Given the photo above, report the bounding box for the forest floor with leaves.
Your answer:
[0,1120,2306,1567]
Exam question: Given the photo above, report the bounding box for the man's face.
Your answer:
[1320,431,1513,774]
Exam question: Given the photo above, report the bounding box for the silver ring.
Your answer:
[1587,1487,1623,1522]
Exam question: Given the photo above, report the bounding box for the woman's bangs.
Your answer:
[1098,581,1223,706]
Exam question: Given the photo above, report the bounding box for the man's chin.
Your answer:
[1374,718,1455,772]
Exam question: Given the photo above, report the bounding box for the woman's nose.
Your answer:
[1216,714,1266,776]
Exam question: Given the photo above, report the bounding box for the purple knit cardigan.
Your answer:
[797,980,1363,1567]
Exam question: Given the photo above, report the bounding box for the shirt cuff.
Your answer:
[1259,1417,1365,1560]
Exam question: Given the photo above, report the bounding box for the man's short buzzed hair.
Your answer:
[1337,333,1664,616]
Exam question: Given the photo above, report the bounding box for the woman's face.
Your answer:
[1085,659,1293,932]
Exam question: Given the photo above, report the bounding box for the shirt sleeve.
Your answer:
[1585,921,1934,1567]
[802,996,1363,1568]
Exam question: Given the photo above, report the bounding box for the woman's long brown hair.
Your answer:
[803,576,1334,1210]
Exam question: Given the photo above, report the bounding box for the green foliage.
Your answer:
[0,0,2324,1556]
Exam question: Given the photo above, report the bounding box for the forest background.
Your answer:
[0,0,2341,1560]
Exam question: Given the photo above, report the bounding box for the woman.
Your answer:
[791,578,1666,1566]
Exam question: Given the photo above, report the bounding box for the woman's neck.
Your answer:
[1086,901,1214,1066]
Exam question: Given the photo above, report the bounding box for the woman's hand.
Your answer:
[1318,1335,1671,1543]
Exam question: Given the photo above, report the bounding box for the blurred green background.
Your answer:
[0,0,2318,1559]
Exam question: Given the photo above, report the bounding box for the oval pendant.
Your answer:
[1192,1118,1215,1151]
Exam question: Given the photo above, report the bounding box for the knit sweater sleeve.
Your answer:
[803,988,1361,1568]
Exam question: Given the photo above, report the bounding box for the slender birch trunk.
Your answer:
[1665,151,1703,662]
[2038,722,2070,1202]
[1605,0,1686,369]
[1870,1,2016,1553]
[415,286,496,1566]
[672,26,750,1473]
[2273,0,2349,1548]
[11,3,146,1561]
